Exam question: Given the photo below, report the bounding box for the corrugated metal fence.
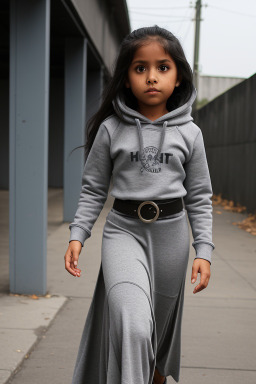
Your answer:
[193,73,256,214]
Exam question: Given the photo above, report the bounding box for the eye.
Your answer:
[159,64,169,72]
[135,65,146,73]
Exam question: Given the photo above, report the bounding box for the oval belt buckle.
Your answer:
[137,201,160,223]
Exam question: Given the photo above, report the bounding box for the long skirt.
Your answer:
[71,205,190,384]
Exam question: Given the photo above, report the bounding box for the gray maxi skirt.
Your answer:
[71,205,190,384]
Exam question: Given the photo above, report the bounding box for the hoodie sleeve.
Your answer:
[183,129,215,264]
[68,123,113,247]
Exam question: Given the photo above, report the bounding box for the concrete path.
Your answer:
[0,189,67,384]
[1,189,256,383]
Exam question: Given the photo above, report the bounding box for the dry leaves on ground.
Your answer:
[212,193,256,236]
[9,293,52,299]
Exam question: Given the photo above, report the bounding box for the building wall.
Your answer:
[0,78,67,189]
[48,78,64,187]
[0,0,130,190]
[0,79,8,189]
[194,73,256,214]
[70,0,128,72]
[198,75,245,103]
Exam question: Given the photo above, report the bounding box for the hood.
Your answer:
[112,86,197,173]
[112,86,197,126]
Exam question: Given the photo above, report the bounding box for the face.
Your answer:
[125,39,180,112]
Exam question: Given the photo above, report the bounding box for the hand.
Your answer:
[64,240,82,277]
[191,258,211,294]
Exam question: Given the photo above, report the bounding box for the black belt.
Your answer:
[112,197,183,223]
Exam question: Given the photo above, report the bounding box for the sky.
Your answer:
[126,0,256,79]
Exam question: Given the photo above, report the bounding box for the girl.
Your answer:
[64,25,215,384]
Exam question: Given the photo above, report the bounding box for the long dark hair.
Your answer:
[75,25,194,160]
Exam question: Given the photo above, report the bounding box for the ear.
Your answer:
[176,75,182,87]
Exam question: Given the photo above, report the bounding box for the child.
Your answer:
[64,25,215,384]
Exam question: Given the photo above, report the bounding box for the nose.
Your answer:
[146,68,158,84]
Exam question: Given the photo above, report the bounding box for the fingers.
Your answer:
[193,272,210,294]
[191,264,198,285]
[64,241,82,277]
[191,259,211,294]
[64,250,78,277]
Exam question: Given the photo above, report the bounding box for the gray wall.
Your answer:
[48,78,64,187]
[0,78,65,189]
[198,75,245,103]
[0,74,108,190]
[0,0,130,190]
[0,79,8,189]
[194,73,256,214]
[70,0,129,72]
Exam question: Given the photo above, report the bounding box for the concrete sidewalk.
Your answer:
[1,190,256,383]
[0,189,68,384]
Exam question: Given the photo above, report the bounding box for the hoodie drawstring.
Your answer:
[135,118,168,173]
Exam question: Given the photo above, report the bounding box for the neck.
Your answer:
[137,103,169,122]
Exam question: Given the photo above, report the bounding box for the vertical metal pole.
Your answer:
[63,38,87,222]
[192,0,202,113]
[9,0,50,294]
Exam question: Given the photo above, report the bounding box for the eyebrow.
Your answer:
[132,59,172,65]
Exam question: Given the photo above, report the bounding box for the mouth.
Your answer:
[145,88,160,93]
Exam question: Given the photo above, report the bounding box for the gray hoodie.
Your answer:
[69,87,215,264]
